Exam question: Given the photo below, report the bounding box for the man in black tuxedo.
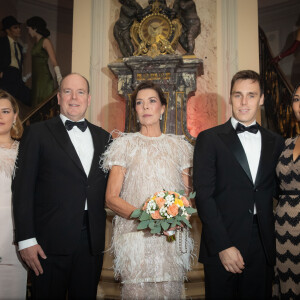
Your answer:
[193,70,284,299]
[0,16,30,106]
[13,73,110,299]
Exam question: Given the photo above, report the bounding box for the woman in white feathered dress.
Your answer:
[0,89,27,299]
[101,81,194,299]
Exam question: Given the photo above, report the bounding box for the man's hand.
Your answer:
[219,246,245,273]
[20,244,47,276]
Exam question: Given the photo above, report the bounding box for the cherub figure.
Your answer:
[173,0,201,54]
[113,0,142,57]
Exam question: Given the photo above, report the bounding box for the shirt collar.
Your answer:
[7,35,16,45]
[231,117,256,130]
[60,114,85,125]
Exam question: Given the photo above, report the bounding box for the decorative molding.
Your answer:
[220,0,238,120]
[90,0,111,128]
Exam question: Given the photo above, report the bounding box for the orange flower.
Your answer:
[167,204,179,217]
[181,196,190,207]
[142,199,150,210]
[155,197,166,209]
[151,210,163,219]
[169,191,179,198]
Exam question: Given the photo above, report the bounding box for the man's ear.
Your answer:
[259,94,264,106]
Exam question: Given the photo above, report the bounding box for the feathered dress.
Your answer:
[273,137,300,299]
[101,132,194,300]
[0,141,27,299]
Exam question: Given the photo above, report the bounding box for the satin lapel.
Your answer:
[254,126,275,187]
[46,116,86,176]
[87,122,103,180]
[218,120,253,184]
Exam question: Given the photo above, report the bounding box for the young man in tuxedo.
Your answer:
[193,70,284,299]
[13,73,110,299]
[0,16,30,106]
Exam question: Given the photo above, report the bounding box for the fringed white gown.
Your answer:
[0,141,27,299]
[102,132,194,300]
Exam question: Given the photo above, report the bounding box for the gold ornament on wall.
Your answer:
[130,0,182,58]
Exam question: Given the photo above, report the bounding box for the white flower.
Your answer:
[165,194,174,202]
[157,192,165,198]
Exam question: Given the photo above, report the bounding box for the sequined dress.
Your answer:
[274,137,300,299]
[102,132,194,300]
[0,141,27,299]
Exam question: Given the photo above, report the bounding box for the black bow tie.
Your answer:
[236,122,259,134]
[65,120,87,132]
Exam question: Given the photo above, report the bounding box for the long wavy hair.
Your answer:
[0,89,23,139]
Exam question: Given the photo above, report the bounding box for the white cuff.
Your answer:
[54,65,62,85]
[18,238,38,251]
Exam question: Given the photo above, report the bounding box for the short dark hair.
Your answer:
[230,70,263,96]
[131,81,167,109]
[26,16,50,38]
[59,73,90,94]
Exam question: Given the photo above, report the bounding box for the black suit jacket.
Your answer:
[12,116,110,255]
[193,119,284,266]
[0,36,23,73]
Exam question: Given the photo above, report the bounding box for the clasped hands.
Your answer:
[219,246,245,273]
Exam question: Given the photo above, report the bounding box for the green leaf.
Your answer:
[148,220,155,229]
[176,215,183,221]
[161,221,170,231]
[186,207,197,215]
[137,220,150,230]
[181,217,192,228]
[171,220,177,228]
[177,190,185,195]
[188,191,196,199]
[131,209,142,218]
[140,211,151,221]
[150,225,161,234]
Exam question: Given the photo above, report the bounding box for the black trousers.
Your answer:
[30,214,103,299]
[204,220,273,299]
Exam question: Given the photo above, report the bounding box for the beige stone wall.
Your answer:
[72,0,260,134]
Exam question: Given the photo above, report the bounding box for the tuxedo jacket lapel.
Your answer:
[254,126,276,187]
[46,116,86,176]
[87,122,104,180]
[218,120,253,184]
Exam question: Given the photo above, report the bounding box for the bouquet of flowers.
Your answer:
[130,190,197,242]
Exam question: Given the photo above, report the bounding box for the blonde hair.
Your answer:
[0,89,23,139]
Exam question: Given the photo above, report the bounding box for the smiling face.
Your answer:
[0,98,17,137]
[292,86,300,121]
[230,79,264,126]
[135,88,165,127]
[57,74,91,121]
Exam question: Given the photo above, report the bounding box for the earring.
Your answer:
[137,119,139,123]
[160,114,163,120]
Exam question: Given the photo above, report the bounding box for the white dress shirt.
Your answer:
[8,36,20,69]
[231,117,261,214]
[18,115,94,250]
